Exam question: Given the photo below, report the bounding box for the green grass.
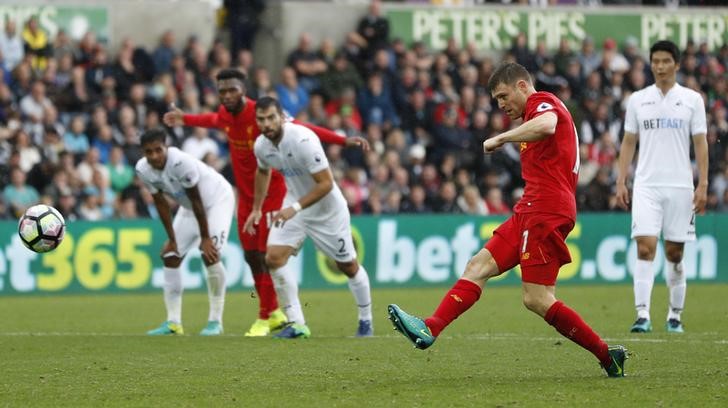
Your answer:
[1,284,727,407]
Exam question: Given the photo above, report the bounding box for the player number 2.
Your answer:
[522,230,529,254]
[338,238,346,254]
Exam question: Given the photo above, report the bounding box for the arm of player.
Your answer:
[163,103,220,128]
[243,166,272,235]
[484,112,557,153]
[152,192,179,259]
[184,185,218,265]
[297,121,370,151]
[271,168,333,226]
[693,132,709,214]
[615,131,638,210]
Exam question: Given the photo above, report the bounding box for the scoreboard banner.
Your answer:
[0,214,723,295]
[385,6,728,52]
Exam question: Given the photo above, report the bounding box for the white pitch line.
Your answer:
[0,332,727,345]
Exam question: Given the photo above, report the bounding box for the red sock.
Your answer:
[252,271,278,319]
[424,279,482,337]
[545,301,610,367]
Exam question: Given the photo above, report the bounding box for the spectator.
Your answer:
[484,187,511,215]
[275,66,309,118]
[354,0,389,57]
[3,167,39,217]
[457,185,488,215]
[286,33,327,93]
[20,80,53,124]
[182,127,219,160]
[320,52,363,100]
[225,0,265,56]
[63,115,90,158]
[433,180,461,214]
[107,145,134,193]
[76,147,109,187]
[357,73,398,128]
[21,16,51,71]
[0,19,24,72]
[400,184,430,213]
[152,30,176,75]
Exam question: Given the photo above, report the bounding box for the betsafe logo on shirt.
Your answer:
[642,118,684,130]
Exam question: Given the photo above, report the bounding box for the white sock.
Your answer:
[163,267,183,324]
[204,262,226,324]
[665,261,686,321]
[271,263,305,325]
[633,259,654,320]
[347,265,372,321]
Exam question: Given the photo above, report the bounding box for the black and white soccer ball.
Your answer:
[17,204,66,253]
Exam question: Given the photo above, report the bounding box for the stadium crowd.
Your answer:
[1,6,727,222]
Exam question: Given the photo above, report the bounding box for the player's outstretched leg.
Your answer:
[387,304,435,350]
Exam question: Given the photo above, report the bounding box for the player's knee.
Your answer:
[636,244,656,260]
[335,261,358,277]
[462,257,498,281]
[522,293,545,315]
[162,256,182,268]
[665,247,683,263]
[264,252,287,269]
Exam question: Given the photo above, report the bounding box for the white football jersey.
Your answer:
[624,83,707,188]
[135,147,232,210]
[254,122,347,219]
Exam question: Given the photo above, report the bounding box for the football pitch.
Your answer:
[1,284,727,407]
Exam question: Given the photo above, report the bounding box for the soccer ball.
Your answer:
[18,204,66,253]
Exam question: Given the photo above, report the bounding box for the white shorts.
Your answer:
[267,210,357,263]
[631,186,695,242]
[173,189,235,257]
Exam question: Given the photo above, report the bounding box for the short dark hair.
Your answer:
[487,62,532,93]
[216,68,247,82]
[140,128,166,146]
[255,96,283,113]
[650,40,680,64]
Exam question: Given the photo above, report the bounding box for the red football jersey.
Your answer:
[514,92,579,220]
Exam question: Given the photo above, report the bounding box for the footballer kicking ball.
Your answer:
[18,204,66,253]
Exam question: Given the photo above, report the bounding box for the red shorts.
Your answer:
[237,193,285,252]
[484,212,574,286]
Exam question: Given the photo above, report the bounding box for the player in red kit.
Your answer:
[387,62,627,377]
[163,68,368,336]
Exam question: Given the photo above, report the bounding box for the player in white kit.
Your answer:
[243,97,373,339]
[616,40,708,334]
[136,128,235,336]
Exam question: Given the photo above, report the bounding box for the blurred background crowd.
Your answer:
[1,1,727,222]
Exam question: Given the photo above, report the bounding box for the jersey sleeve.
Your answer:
[172,154,201,189]
[295,120,346,145]
[253,140,270,170]
[690,93,708,135]
[297,129,329,174]
[134,162,158,194]
[623,93,639,134]
[526,93,558,120]
[183,111,221,128]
